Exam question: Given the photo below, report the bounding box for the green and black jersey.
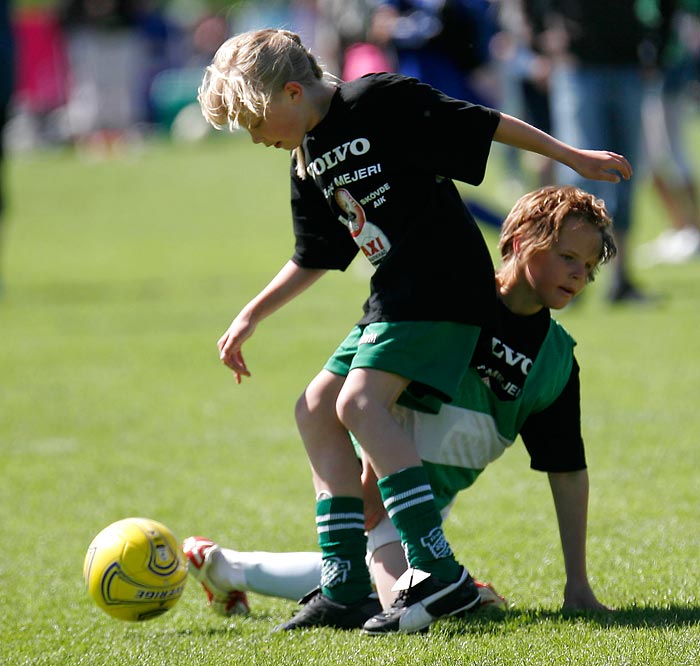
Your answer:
[392,300,585,511]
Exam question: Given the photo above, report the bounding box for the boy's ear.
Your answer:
[284,81,304,101]
[512,235,522,255]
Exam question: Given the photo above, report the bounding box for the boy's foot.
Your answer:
[637,227,700,266]
[182,536,250,616]
[362,567,480,634]
[273,588,381,631]
[607,277,658,304]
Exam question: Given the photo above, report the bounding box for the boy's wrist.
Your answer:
[238,303,259,328]
[549,141,578,170]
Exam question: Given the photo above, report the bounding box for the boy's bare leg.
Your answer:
[367,541,407,608]
[338,368,466,580]
[292,369,376,613]
[295,369,363,497]
[336,367,419,477]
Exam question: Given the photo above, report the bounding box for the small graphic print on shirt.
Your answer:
[335,188,391,267]
[475,336,535,400]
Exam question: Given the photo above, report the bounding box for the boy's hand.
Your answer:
[214,262,326,384]
[569,149,632,183]
[217,314,256,384]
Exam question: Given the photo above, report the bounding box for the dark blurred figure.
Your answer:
[546,0,671,303]
[0,0,14,292]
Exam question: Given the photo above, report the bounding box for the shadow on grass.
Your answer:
[169,612,280,638]
[162,605,700,640]
[439,604,700,635]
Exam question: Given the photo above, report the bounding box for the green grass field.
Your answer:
[1,132,700,665]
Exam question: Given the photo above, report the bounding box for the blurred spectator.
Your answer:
[0,0,13,291]
[137,1,186,125]
[59,0,149,152]
[546,0,669,303]
[351,0,504,229]
[368,0,498,104]
[491,0,554,191]
[314,0,380,77]
[148,7,230,140]
[8,5,68,150]
[638,0,700,265]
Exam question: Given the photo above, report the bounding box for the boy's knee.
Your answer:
[294,391,312,430]
[294,388,325,431]
[295,373,342,431]
[335,387,367,431]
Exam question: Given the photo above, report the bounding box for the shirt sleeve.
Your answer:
[290,168,359,270]
[358,74,501,185]
[519,358,587,472]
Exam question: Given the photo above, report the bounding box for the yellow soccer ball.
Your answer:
[83,517,188,621]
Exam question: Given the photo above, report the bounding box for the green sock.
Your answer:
[378,466,461,582]
[316,496,373,604]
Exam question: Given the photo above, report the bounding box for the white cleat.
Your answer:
[182,536,250,616]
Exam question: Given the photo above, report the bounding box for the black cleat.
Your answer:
[273,588,382,631]
[363,567,480,634]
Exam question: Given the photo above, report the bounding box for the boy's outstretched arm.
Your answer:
[547,469,611,612]
[493,113,633,183]
[218,260,326,383]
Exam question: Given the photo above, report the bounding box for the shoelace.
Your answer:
[389,570,421,610]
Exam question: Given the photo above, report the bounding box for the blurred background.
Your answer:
[1,1,700,292]
[4,0,508,152]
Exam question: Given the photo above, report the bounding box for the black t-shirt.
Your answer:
[521,361,585,472]
[472,299,586,472]
[291,73,501,327]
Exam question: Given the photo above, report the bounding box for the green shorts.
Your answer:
[323,321,481,414]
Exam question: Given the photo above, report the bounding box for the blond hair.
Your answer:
[198,29,330,178]
[498,185,616,286]
[198,28,326,129]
